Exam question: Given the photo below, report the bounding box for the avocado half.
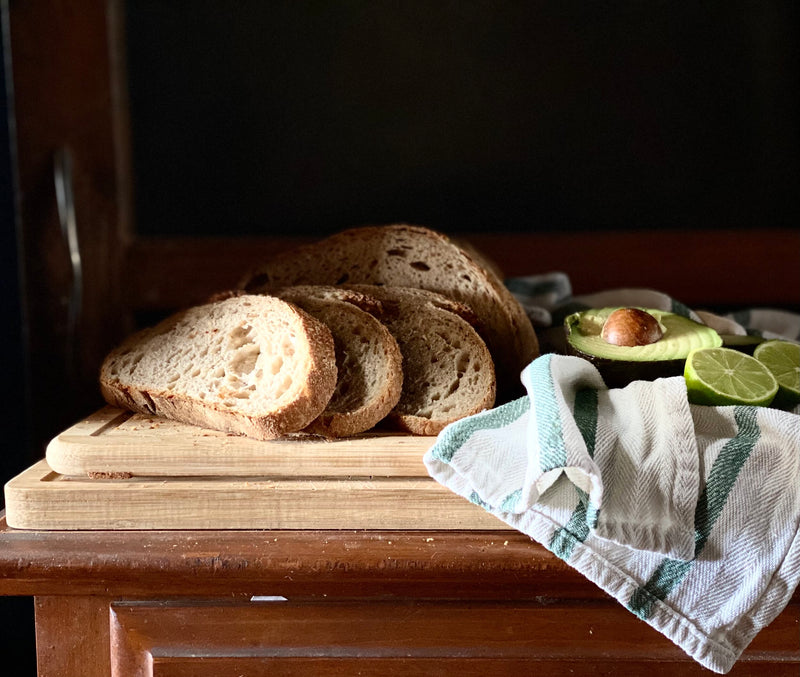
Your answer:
[564,307,723,388]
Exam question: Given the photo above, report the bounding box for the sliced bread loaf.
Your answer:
[316,284,496,436]
[240,224,538,401]
[99,294,337,440]
[273,285,403,437]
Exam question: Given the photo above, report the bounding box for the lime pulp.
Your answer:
[684,347,778,407]
[753,340,800,409]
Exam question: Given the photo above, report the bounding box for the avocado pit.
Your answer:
[564,306,722,388]
[601,308,664,347]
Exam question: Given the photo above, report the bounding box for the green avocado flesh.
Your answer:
[564,307,723,387]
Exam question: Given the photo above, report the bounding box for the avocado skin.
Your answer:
[719,333,765,355]
[565,349,687,388]
[564,307,722,388]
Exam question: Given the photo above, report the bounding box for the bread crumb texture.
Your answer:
[100,295,337,439]
[101,224,536,439]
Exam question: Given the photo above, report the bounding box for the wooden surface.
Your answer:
[45,406,436,477]
[0,516,584,600]
[8,0,134,457]
[35,597,112,677]
[5,459,506,531]
[106,599,800,677]
[0,516,797,676]
[4,406,507,531]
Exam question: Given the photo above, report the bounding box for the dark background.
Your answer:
[2,3,799,673]
[125,2,798,238]
[2,0,35,670]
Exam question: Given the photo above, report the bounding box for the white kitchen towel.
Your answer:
[424,278,800,674]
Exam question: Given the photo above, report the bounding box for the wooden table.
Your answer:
[0,514,797,676]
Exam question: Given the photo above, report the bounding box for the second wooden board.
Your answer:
[46,407,437,478]
[5,460,510,531]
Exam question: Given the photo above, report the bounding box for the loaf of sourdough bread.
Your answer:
[241,224,538,400]
[99,294,337,440]
[273,285,403,437]
[315,284,496,436]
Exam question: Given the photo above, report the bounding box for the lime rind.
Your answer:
[754,340,800,409]
[684,347,779,407]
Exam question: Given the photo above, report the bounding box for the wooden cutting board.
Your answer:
[45,407,438,478]
[4,407,509,531]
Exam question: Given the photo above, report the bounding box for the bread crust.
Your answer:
[99,295,337,440]
[273,286,404,437]
[328,285,496,436]
[241,224,538,401]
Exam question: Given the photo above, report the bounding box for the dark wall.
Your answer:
[1,51,28,502]
[1,5,38,674]
[125,1,799,238]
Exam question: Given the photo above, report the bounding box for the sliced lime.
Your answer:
[753,340,800,409]
[684,347,778,407]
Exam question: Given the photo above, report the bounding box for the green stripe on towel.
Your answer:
[469,486,525,515]
[532,355,569,473]
[500,488,523,512]
[549,387,600,559]
[429,396,529,464]
[573,388,599,460]
[627,406,761,620]
[550,497,592,560]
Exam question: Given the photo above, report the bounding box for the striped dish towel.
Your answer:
[424,275,800,674]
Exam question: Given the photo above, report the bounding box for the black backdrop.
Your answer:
[125,2,799,238]
[2,4,37,671]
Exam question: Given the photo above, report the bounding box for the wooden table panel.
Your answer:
[2,515,798,676]
[0,517,592,600]
[34,597,112,677]
[108,598,800,677]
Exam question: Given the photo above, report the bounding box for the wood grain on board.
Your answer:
[6,408,505,531]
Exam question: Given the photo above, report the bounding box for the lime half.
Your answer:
[753,340,800,409]
[684,347,778,407]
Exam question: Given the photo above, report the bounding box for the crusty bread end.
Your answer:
[99,294,338,440]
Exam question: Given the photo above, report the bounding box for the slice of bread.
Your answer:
[273,286,403,437]
[99,294,337,440]
[320,284,496,436]
[240,224,538,401]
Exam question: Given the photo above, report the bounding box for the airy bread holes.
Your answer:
[227,324,260,376]
[99,294,339,440]
[274,375,294,400]
[269,356,284,376]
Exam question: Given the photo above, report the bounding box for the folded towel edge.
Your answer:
[501,506,741,674]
